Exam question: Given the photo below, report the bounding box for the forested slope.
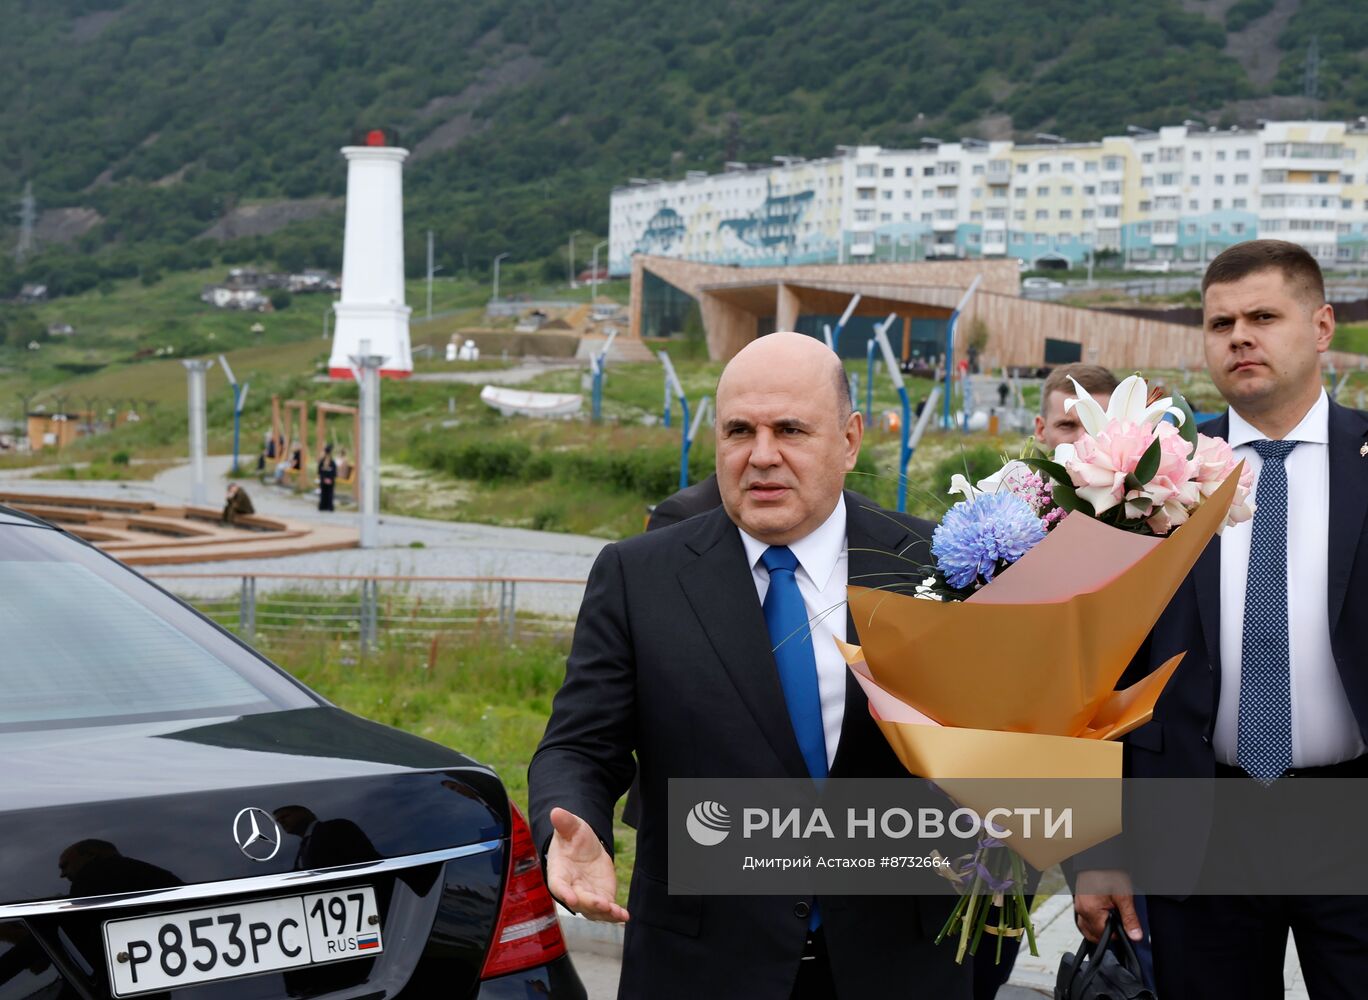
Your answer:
[1,0,1364,299]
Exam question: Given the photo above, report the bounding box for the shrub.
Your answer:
[111,451,131,465]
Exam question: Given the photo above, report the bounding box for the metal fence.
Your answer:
[148,572,587,650]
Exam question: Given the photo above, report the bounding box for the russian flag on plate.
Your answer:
[357,934,380,951]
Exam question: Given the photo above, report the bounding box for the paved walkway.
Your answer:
[0,455,606,615]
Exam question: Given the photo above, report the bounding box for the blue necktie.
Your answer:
[761,546,829,781]
[761,545,826,932]
[1237,439,1299,783]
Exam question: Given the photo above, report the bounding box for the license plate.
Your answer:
[103,886,383,996]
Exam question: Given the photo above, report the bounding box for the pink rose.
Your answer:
[1192,433,1256,527]
[1153,422,1197,492]
[1065,421,1157,515]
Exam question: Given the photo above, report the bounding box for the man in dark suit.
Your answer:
[1074,240,1368,998]
[529,332,968,998]
[647,473,722,530]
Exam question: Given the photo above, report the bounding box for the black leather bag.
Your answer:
[1055,911,1155,1000]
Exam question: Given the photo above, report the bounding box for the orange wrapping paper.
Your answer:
[840,466,1241,870]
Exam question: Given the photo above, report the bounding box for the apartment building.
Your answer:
[608,119,1368,275]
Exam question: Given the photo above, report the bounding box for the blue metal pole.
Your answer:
[849,373,858,415]
[865,339,876,420]
[832,294,862,354]
[663,375,672,428]
[897,387,912,512]
[231,385,242,475]
[942,309,959,431]
[677,395,692,490]
[941,275,983,430]
[592,362,604,423]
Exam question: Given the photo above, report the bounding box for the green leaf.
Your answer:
[1174,394,1199,447]
[1021,456,1069,485]
[1133,435,1162,486]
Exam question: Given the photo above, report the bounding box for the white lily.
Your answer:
[1064,373,1186,437]
[947,459,1033,503]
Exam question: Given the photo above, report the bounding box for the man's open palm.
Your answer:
[546,807,630,923]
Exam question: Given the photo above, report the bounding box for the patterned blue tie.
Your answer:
[760,546,829,781]
[1237,439,1299,783]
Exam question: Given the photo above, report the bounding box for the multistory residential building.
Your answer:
[608,119,1368,275]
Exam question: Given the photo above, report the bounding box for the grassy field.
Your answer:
[0,265,629,411]
[1333,322,1368,356]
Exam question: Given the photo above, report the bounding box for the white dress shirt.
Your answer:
[1214,390,1365,768]
[738,496,849,771]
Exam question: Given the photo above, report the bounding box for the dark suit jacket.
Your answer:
[1080,401,1368,880]
[647,474,723,531]
[529,491,967,998]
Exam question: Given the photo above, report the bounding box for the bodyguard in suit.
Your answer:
[529,332,969,998]
[1074,240,1368,998]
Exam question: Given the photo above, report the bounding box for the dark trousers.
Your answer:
[790,930,836,1000]
[1149,893,1368,1000]
[319,483,334,511]
[1149,757,1368,998]
[971,890,1036,1000]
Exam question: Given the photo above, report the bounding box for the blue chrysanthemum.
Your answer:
[932,492,1047,590]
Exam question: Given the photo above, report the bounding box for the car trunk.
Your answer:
[0,707,511,998]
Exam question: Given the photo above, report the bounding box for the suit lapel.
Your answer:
[675,507,810,777]
[1327,400,1368,632]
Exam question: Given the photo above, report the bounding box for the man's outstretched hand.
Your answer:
[1074,869,1142,944]
[545,807,630,923]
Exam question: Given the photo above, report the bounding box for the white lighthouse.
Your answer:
[329,130,412,379]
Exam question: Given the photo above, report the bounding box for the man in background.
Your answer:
[1034,362,1120,454]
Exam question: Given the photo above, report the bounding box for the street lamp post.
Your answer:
[182,359,216,506]
[590,240,609,302]
[492,252,511,304]
[349,339,388,550]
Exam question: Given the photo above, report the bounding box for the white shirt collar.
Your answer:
[1227,388,1329,449]
[738,494,847,591]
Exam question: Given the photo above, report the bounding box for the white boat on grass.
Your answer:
[480,384,583,418]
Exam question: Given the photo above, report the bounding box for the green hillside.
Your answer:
[3,0,1365,306]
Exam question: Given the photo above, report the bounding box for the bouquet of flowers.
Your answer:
[840,374,1252,963]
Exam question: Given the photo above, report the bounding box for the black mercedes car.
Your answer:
[0,506,586,999]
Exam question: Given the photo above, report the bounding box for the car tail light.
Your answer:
[480,804,569,979]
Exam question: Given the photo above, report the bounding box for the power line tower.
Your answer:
[1304,35,1320,100]
[15,181,35,263]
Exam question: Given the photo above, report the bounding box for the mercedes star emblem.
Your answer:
[233,807,282,862]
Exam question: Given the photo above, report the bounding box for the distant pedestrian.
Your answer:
[222,483,254,525]
[317,445,337,512]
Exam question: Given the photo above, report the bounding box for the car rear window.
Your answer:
[0,524,317,731]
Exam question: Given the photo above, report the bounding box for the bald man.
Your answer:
[529,333,969,998]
